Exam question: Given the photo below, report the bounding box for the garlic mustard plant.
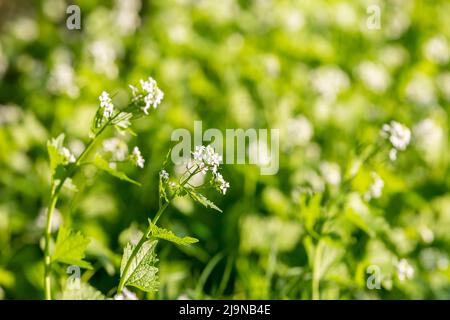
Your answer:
[44,77,164,299]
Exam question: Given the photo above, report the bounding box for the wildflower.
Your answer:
[60,147,76,164]
[419,226,434,244]
[129,84,139,96]
[423,35,449,64]
[320,162,341,185]
[129,77,164,115]
[113,0,142,36]
[311,66,350,101]
[388,149,397,161]
[130,146,145,168]
[396,259,414,282]
[214,172,230,195]
[285,116,313,148]
[47,61,79,98]
[356,61,390,93]
[364,172,384,201]
[99,91,114,118]
[381,121,411,161]
[159,169,169,182]
[192,145,222,174]
[103,137,128,161]
[89,40,118,79]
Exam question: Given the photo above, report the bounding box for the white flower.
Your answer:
[214,172,230,195]
[130,77,164,114]
[159,169,169,182]
[364,172,384,201]
[113,0,141,36]
[192,145,222,174]
[130,146,145,168]
[311,66,350,101]
[356,61,390,93]
[396,259,414,282]
[103,137,128,161]
[286,116,313,148]
[61,147,76,164]
[129,84,139,96]
[389,149,397,161]
[320,162,341,186]
[89,40,118,79]
[381,121,411,160]
[99,91,114,118]
[405,73,435,105]
[419,226,434,244]
[423,35,450,64]
[47,60,79,98]
[114,288,138,300]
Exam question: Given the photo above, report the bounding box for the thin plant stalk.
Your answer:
[43,114,119,300]
[117,167,200,294]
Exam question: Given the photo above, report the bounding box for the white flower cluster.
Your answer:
[103,137,128,161]
[356,61,390,93]
[285,116,313,148]
[381,121,411,161]
[311,66,350,101]
[130,146,145,168]
[320,162,341,186]
[396,259,414,282]
[191,145,229,194]
[159,169,169,182]
[99,91,114,119]
[364,172,384,201]
[114,0,142,36]
[214,172,230,195]
[423,35,450,64]
[60,147,76,164]
[192,145,222,174]
[90,40,119,79]
[129,77,164,115]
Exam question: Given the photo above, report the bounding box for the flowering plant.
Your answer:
[43,77,228,299]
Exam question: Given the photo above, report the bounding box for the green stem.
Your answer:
[117,167,200,294]
[312,240,324,300]
[117,203,168,294]
[42,114,118,299]
[44,186,57,300]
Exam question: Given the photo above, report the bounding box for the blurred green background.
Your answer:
[0,0,449,299]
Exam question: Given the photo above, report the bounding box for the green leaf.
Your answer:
[120,240,159,292]
[185,187,222,213]
[93,155,141,186]
[300,193,322,233]
[60,282,105,300]
[112,111,132,128]
[148,221,198,246]
[52,226,93,269]
[47,134,68,178]
[90,108,105,137]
